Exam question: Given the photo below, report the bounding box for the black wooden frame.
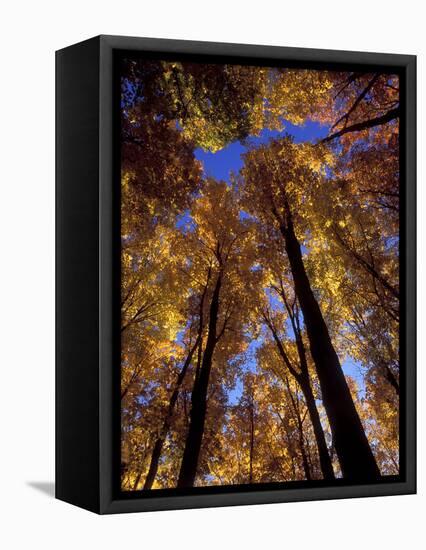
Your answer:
[56,35,416,514]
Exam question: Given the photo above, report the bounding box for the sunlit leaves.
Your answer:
[120,60,399,489]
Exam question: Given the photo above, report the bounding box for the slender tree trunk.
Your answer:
[143,276,210,490]
[279,205,380,480]
[265,315,335,480]
[277,405,310,480]
[299,376,334,480]
[285,377,312,481]
[277,412,297,479]
[248,400,255,483]
[177,272,222,488]
[293,326,335,480]
[142,336,200,490]
[194,267,210,386]
[382,363,399,396]
[294,410,312,481]
[133,469,143,491]
[300,438,311,480]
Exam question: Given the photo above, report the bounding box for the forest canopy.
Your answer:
[120,57,400,490]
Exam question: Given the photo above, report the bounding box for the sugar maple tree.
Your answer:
[120,60,400,490]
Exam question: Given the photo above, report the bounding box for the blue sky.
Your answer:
[195,120,329,183]
[191,118,366,405]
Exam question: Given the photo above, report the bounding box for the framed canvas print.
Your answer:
[56,35,416,514]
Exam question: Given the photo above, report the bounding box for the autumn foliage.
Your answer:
[120,58,399,490]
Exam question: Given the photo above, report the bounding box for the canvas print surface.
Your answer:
[119,56,400,491]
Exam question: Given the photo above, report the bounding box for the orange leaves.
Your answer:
[120,60,400,489]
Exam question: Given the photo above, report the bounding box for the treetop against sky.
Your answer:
[120,59,400,490]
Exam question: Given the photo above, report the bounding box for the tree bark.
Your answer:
[177,271,222,487]
[278,205,381,480]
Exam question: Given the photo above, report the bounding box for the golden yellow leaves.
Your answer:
[120,59,400,488]
[267,69,334,127]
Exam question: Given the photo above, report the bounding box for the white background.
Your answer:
[0,1,423,548]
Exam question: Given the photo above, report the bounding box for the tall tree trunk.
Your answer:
[142,335,200,490]
[294,408,312,481]
[277,405,310,480]
[299,432,312,481]
[279,205,380,480]
[382,362,400,396]
[284,376,312,481]
[248,400,255,483]
[132,469,143,491]
[299,376,334,480]
[292,322,336,480]
[143,277,210,490]
[265,314,335,480]
[177,272,222,488]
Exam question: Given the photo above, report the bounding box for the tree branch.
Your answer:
[322,107,400,142]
